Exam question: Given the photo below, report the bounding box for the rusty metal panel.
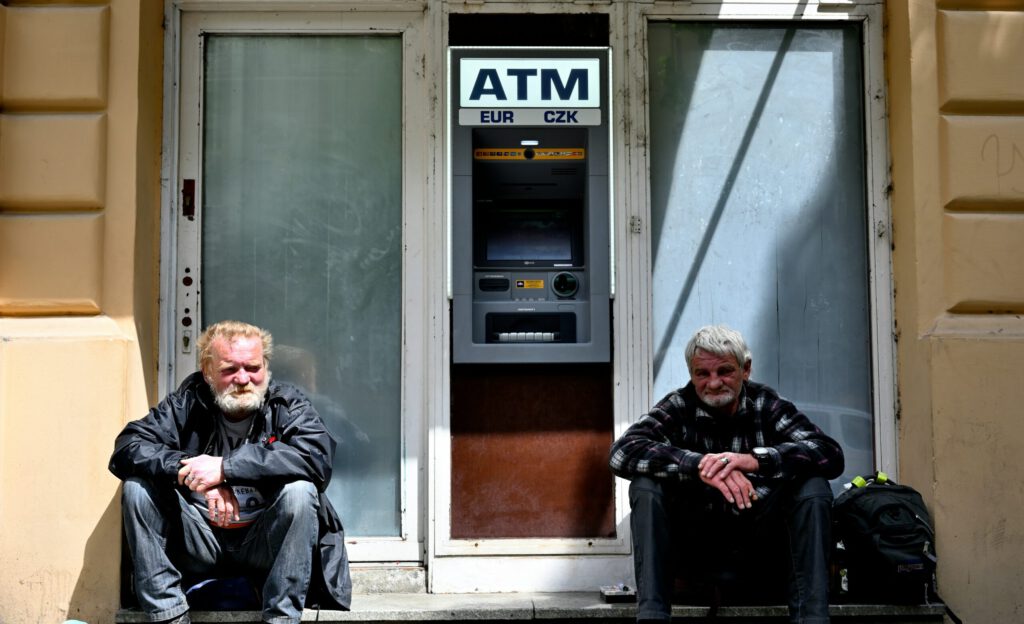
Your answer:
[451,363,615,539]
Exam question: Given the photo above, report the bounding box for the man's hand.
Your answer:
[698,452,760,510]
[178,454,225,493]
[203,485,240,528]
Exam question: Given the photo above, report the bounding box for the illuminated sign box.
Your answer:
[459,58,601,108]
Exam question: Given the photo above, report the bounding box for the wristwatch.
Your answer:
[752,446,771,471]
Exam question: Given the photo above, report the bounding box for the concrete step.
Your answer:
[115,591,947,623]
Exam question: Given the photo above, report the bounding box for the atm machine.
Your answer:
[448,47,614,541]
[450,48,611,363]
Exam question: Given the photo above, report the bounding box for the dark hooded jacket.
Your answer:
[109,372,352,610]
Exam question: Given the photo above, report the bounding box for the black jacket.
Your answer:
[109,372,352,610]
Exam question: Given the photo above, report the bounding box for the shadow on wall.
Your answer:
[67,491,122,623]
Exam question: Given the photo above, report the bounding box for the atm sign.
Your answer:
[460,58,600,108]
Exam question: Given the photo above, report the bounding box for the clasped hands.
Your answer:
[697,451,760,510]
[178,454,239,527]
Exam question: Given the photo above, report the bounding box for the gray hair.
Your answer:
[684,325,751,372]
[198,320,273,375]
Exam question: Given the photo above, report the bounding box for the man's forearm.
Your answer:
[609,437,703,480]
[223,440,332,488]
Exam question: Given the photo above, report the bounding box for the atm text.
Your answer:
[544,110,579,123]
[480,110,515,123]
[478,110,582,124]
[469,68,588,102]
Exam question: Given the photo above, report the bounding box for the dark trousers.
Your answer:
[629,475,833,624]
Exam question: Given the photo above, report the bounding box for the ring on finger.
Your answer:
[719,456,730,465]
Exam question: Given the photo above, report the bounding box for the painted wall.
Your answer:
[0,0,163,622]
[887,2,1024,622]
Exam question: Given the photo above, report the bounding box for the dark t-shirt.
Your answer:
[188,413,267,528]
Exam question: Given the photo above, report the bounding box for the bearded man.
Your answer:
[109,321,351,624]
[609,325,844,624]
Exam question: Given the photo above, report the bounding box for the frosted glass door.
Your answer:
[201,35,403,536]
[648,24,873,486]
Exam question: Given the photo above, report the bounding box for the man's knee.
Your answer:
[628,476,666,509]
[271,480,319,520]
[791,476,833,517]
[794,476,833,501]
[122,476,160,513]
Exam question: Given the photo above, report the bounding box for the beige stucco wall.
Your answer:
[0,1,163,622]
[887,2,1024,622]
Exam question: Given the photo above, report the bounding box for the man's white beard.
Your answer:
[699,389,736,408]
[213,374,270,416]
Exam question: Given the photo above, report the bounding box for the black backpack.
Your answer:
[832,473,937,604]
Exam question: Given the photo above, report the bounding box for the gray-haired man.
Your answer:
[110,321,351,624]
[610,325,844,624]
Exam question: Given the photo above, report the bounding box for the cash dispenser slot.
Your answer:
[486,312,576,343]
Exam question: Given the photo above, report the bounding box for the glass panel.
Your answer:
[648,24,873,486]
[201,35,403,536]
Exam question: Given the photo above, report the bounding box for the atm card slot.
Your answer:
[485,312,576,344]
[479,277,511,292]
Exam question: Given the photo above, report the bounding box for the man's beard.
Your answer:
[699,388,736,409]
[213,373,270,416]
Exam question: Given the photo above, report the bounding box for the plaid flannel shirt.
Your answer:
[609,381,844,500]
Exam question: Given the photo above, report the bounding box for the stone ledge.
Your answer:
[115,592,947,623]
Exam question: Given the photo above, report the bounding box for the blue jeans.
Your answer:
[629,476,833,624]
[122,477,319,624]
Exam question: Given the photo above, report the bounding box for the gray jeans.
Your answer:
[122,477,319,624]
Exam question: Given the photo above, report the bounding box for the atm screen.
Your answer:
[477,204,582,266]
[487,209,572,261]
